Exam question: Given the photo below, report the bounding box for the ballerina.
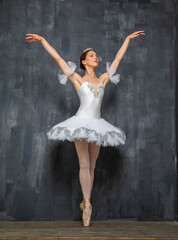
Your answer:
[25,30,145,226]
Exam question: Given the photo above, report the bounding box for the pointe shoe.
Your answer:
[80,199,85,212]
[82,199,92,227]
[82,204,92,227]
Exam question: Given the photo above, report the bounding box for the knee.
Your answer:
[79,158,90,170]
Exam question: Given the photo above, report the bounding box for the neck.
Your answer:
[84,66,97,80]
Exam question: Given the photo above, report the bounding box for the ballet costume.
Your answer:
[47,61,126,147]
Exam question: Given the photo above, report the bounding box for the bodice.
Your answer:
[75,82,104,119]
[57,61,121,119]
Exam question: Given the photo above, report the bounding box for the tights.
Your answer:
[74,139,100,200]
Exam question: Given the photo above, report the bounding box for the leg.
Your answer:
[74,139,91,199]
[88,142,101,198]
[74,139,92,226]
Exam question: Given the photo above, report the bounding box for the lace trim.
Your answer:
[58,61,77,85]
[47,126,126,147]
[106,62,120,85]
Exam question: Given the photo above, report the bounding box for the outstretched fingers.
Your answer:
[25,33,42,42]
[133,31,146,38]
[135,30,145,34]
[26,34,34,42]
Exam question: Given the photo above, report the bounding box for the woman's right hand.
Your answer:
[25,34,43,42]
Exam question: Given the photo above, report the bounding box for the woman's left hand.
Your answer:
[127,30,146,40]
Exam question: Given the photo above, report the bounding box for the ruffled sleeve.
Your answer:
[106,62,120,85]
[57,61,77,85]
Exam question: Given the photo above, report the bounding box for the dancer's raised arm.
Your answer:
[110,31,145,73]
[102,30,145,86]
[25,34,80,85]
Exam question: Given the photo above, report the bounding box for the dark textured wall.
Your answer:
[175,0,178,220]
[0,0,177,221]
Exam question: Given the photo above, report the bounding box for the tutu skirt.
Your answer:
[47,115,126,147]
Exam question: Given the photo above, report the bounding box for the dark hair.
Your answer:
[80,48,95,71]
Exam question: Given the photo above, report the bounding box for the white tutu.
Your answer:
[47,60,126,147]
[47,115,126,147]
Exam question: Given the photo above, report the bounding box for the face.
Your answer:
[82,50,99,69]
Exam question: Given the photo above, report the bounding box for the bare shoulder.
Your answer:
[99,72,110,87]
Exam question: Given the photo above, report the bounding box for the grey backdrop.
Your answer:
[0,0,177,221]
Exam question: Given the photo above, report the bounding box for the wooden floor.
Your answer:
[0,221,178,240]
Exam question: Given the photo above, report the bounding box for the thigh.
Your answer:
[74,139,90,167]
[88,141,101,167]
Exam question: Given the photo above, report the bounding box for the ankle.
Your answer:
[84,198,91,206]
[84,197,90,202]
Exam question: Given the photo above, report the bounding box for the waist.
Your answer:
[75,107,101,119]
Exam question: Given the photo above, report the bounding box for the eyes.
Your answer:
[89,54,98,58]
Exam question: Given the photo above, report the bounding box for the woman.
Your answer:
[25,30,145,227]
